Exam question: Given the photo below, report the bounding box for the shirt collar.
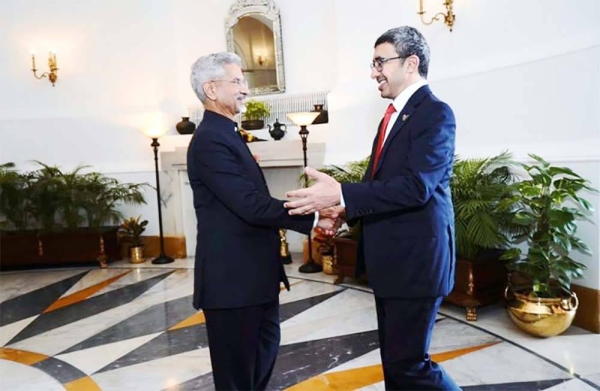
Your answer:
[391,79,428,113]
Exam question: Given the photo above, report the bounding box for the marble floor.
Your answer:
[1,257,599,391]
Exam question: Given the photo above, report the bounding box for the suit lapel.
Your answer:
[372,85,431,177]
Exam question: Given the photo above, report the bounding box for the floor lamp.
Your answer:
[142,126,174,265]
[287,112,321,273]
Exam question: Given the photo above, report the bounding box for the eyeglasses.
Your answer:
[370,56,404,72]
[211,78,248,88]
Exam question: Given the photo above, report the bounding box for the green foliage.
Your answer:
[118,216,148,247]
[28,161,91,231]
[317,157,371,184]
[243,100,270,120]
[451,151,519,260]
[0,163,34,230]
[77,172,148,229]
[502,154,597,297]
[0,161,149,232]
[310,157,370,239]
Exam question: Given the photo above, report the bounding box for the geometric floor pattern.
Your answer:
[1,259,599,391]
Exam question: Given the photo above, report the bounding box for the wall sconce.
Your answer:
[418,0,456,32]
[257,54,267,66]
[31,51,59,86]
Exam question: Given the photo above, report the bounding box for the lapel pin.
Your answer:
[402,114,409,121]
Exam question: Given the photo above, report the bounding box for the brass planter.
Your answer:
[322,254,337,275]
[505,287,578,337]
[129,245,145,264]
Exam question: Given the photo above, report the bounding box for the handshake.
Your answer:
[315,205,346,237]
[284,167,347,238]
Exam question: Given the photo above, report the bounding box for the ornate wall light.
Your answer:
[256,53,268,67]
[417,0,456,32]
[31,51,59,86]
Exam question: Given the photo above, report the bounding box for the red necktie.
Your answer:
[371,104,396,177]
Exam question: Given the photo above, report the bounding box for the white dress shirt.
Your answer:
[339,79,428,208]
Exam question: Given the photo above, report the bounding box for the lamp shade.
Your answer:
[287,112,319,126]
[142,126,168,139]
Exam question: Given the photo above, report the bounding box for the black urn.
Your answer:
[176,117,196,135]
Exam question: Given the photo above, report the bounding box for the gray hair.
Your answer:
[375,26,430,78]
[190,52,242,103]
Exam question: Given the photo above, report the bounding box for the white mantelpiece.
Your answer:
[161,139,325,170]
[161,140,326,256]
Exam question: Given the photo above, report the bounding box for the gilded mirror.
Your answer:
[225,0,285,95]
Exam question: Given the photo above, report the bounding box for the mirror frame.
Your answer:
[225,0,285,95]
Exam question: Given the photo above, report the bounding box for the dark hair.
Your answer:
[375,26,430,78]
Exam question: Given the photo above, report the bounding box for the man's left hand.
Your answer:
[285,167,342,215]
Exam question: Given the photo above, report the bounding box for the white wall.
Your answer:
[0,0,598,288]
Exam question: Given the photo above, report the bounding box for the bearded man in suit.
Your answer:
[285,27,461,390]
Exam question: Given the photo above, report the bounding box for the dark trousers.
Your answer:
[203,300,280,391]
[375,296,461,390]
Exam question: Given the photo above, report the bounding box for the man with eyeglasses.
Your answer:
[285,27,460,390]
[186,52,339,390]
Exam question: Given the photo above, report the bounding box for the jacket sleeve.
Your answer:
[342,102,455,221]
[190,132,314,234]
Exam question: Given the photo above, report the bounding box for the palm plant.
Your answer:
[79,172,148,229]
[316,157,370,184]
[0,163,33,230]
[502,154,597,298]
[4,161,148,232]
[451,151,519,260]
[28,162,64,231]
[57,164,91,229]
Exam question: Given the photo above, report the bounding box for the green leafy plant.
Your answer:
[502,154,597,298]
[0,161,149,232]
[78,172,148,229]
[28,162,65,231]
[316,157,370,184]
[451,151,519,260]
[308,157,370,240]
[243,100,270,121]
[118,216,148,247]
[0,163,34,230]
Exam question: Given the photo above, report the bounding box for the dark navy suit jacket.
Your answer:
[343,85,456,299]
[187,110,314,310]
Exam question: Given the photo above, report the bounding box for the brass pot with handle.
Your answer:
[505,286,578,337]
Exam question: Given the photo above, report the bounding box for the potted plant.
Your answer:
[0,163,33,231]
[0,163,41,267]
[241,100,270,130]
[503,154,597,337]
[446,151,519,320]
[0,161,148,269]
[118,216,148,263]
